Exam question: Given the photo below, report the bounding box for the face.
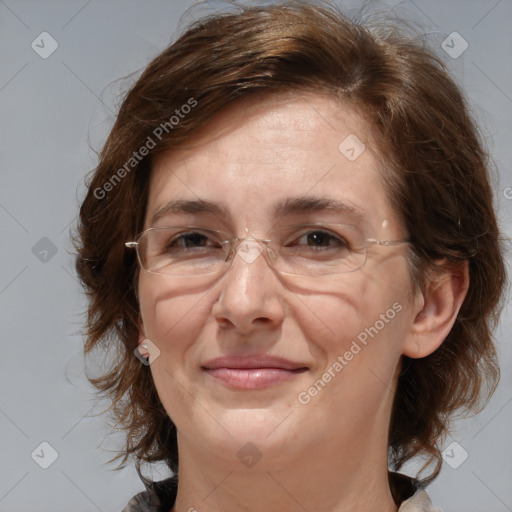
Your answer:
[137,92,416,469]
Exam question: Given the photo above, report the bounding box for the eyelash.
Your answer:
[168,232,215,248]
[166,229,348,250]
[290,230,347,249]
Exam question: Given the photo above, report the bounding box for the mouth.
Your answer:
[202,355,309,390]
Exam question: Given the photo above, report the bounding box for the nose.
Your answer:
[211,237,286,333]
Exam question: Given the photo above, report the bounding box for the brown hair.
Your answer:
[74,0,506,487]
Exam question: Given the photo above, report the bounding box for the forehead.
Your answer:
[147,92,402,235]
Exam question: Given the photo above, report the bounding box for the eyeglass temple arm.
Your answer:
[365,238,411,246]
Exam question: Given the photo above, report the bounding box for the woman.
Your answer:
[74,2,506,511]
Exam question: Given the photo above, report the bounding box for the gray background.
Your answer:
[1,0,511,511]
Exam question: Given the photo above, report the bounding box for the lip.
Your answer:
[202,355,309,390]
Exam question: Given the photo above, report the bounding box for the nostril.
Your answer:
[217,317,234,329]
[254,317,271,325]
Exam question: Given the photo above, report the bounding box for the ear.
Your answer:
[403,260,469,358]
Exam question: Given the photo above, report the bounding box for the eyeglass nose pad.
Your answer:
[235,238,265,264]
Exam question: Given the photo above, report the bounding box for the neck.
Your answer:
[171,429,398,512]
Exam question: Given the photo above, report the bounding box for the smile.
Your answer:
[203,367,308,389]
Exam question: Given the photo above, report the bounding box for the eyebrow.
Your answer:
[273,196,364,223]
[150,196,365,226]
[150,198,228,225]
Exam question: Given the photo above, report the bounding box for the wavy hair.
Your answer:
[73,0,506,487]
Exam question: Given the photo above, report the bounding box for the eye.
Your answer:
[290,229,349,250]
[162,229,228,252]
[168,231,214,249]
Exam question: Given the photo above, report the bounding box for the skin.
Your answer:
[136,92,468,512]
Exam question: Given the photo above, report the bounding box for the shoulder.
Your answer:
[389,472,441,512]
[398,489,442,512]
[121,477,178,512]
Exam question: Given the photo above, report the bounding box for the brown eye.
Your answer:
[293,230,348,250]
[168,232,212,249]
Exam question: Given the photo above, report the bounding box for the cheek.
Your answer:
[138,276,211,351]
[138,279,214,420]
[299,270,409,371]
[303,303,408,420]
[294,275,373,349]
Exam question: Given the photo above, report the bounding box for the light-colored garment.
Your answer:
[399,489,442,512]
[121,472,441,512]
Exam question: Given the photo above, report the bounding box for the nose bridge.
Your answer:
[213,235,285,331]
[231,236,272,268]
[222,235,279,284]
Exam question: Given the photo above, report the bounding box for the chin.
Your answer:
[189,408,297,461]
[205,432,298,472]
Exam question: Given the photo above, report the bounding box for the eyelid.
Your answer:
[148,225,229,235]
[271,221,358,229]
[270,223,360,236]
[148,223,360,241]
[171,227,231,245]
